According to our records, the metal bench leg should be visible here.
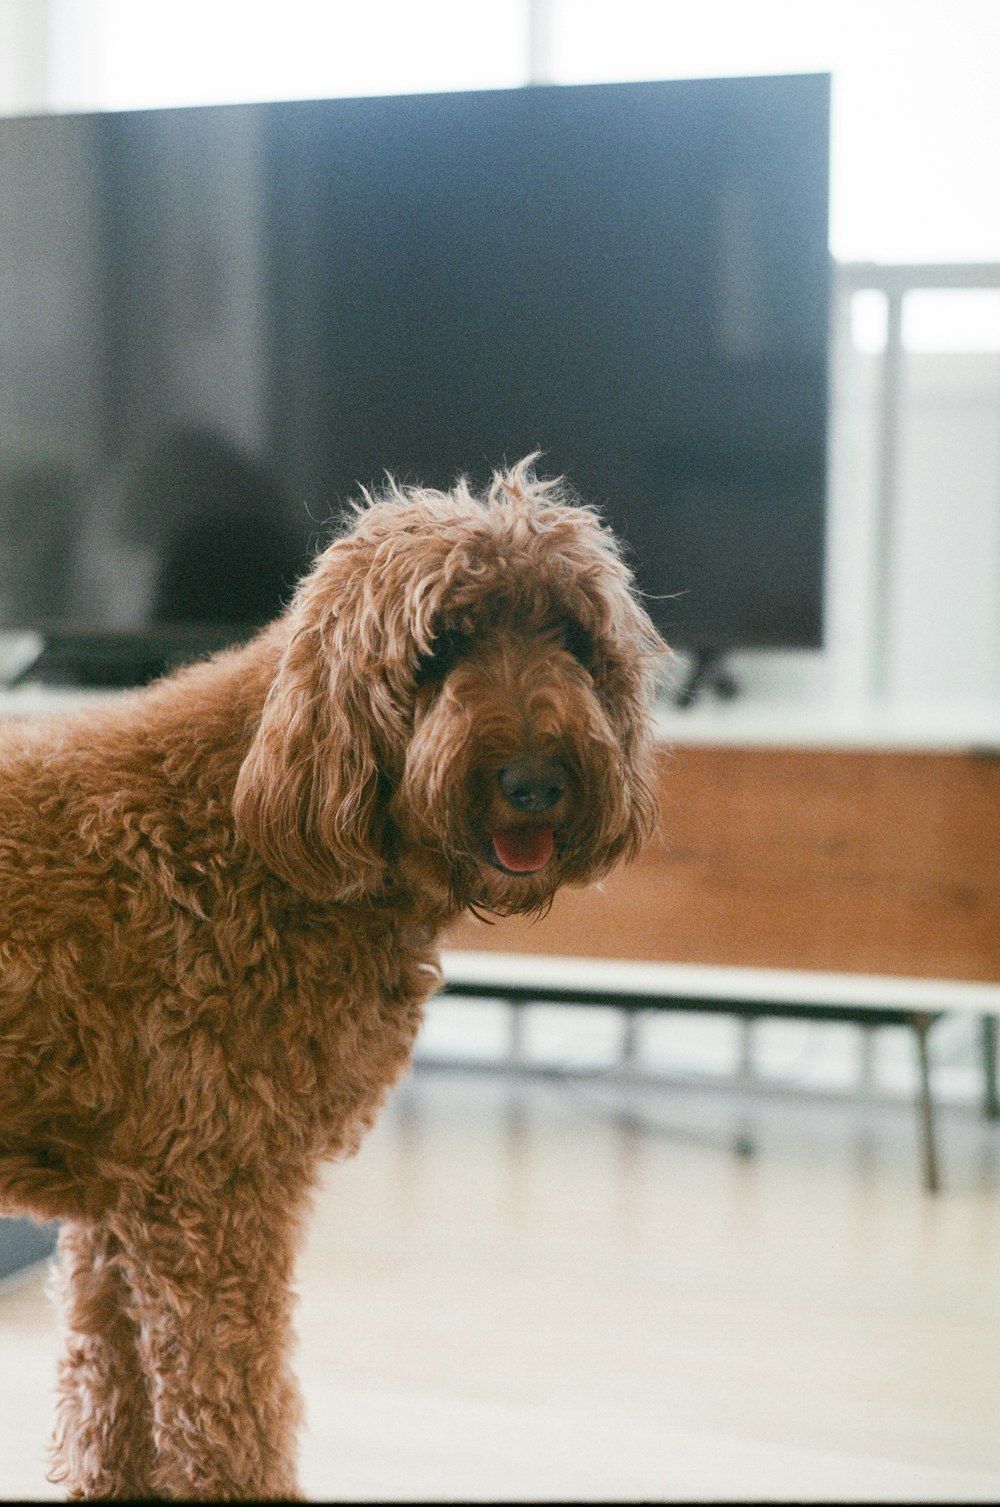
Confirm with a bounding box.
[913,1013,940,1194]
[982,1015,1000,1120]
[737,1017,755,1084]
[621,1010,641,1069]
[508,999,527,1067]
[859,1023,877,1094]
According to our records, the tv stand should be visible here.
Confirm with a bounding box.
[7,627,248,691]
[444,736,1000,1191]
[671,648,740,709]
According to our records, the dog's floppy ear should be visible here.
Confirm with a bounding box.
[232,549,389,903]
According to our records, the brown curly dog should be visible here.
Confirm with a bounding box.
[0,459,663,1499]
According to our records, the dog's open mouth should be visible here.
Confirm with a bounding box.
[489,826,555,874]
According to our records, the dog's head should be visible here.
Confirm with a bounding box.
[234,459,666,915]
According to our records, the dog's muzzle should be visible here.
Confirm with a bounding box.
[496,756,567,814]
[487,756,568,874]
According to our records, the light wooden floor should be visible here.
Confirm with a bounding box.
[4,1068,1000,1501]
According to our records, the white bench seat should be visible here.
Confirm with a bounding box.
[438,950,1000,1193]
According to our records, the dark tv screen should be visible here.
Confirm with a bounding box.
[0,74,830,680]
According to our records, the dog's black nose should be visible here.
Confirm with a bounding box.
[497,757,568,813]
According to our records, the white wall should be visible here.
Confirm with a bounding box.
[0,0,47,117]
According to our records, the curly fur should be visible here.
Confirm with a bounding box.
[0,458,664,1499]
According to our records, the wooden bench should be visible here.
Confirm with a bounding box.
[439,740,1000,1193]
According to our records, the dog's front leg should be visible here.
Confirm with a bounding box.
[49,1220,158,1500]
[109,1189,307,1501]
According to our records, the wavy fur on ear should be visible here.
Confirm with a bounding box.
[232,540,390,903]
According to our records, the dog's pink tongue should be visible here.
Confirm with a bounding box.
[491,826,554,873]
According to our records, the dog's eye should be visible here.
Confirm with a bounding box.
[414,627,470,686]
[562,619,594,668]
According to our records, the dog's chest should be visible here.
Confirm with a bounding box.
[204,903,439,1158]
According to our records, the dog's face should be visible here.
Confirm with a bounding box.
[234,461,665,916]
[395,581,659,917]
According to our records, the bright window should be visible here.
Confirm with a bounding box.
[28,0,1000,264]
[546,0,1000,264]
[46,0,528,109]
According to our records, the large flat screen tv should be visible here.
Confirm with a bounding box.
[0,73,830,686]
